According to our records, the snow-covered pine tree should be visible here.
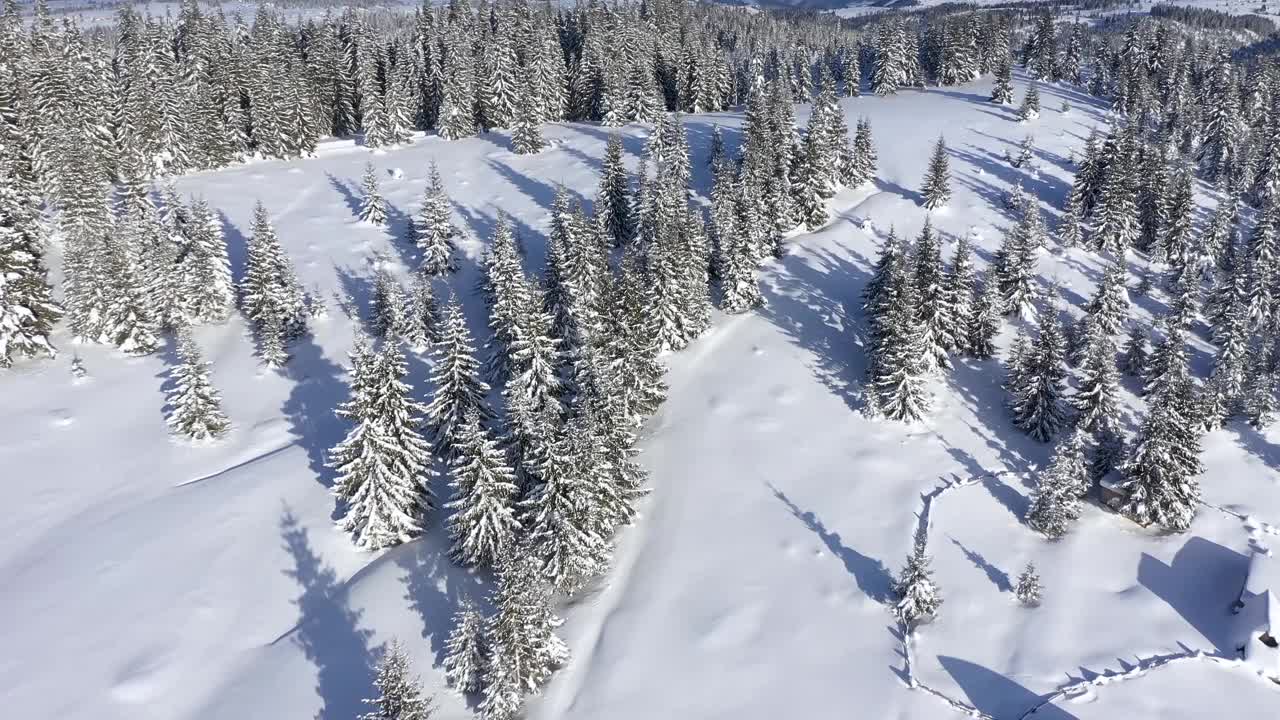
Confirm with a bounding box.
[794,129,829,231]
[414,163,459,276]
[510,66,546,156]
[360,639,435,720]
[166,329,230,441]
[1092,129,1140,257]
[1015,562,1041,607]
[868,241,931,422]
[1121,378,1203,532]
[180,198,235,325]
[405,274,440,352]
[520,414,612,594]
[1018,83,1041,121]
[967,275,1001,359]
[1084,260,1130,336]
[1009,308,1067,442]
[359,162,389,226]
[443,597,487,695]
[995,202,1043,319]
[1072,319,1121,433]
[241,201,306,353]
[480,546,568,720]
[1058,188,1084,248]
[1027,427,1088,542]
[920,136,951,210]
[597,134,634,248]
[1120,323,1149,377]
[370,266,408,340]
[0,173,60,367]
[329,334,434,550]
[426,298,491,459]
[946,234,976,355]
[446,410,521,569]
[913,218,954,370]
[990,52,1014,104]
[847,116,878,187]
[894,526,942,629]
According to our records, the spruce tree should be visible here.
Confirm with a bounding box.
[1072,319,1121,433]
[1121,323,1149,377]
[848,117,878,187]
[360,640,435,720]
[510,67,546,155]
[913,219,954,370]
[995,202,1043,319]
[443,598,487,695]
[1009,309,1067,442]
[359,162,389,226]
[414,163,459,276]
[946,235,976,355]
[1018,83,1041,121]
[166,329,231,441]
[0,176,60,367]
[869,262,931,422]
[480,547,568,720]
[1015,563,1041,607]
[241,201,306,354]
[920,136,951,210]
[446,410,521,569]
[1121,380,1203,532]
[330,334,434,550]
[990,53,1014,104]
[597,134,634,248]
[426,298,492,459]
[1058,189,1084,248]
[894,526,942,629]
[967,275,1001,359]
[1026,428,1086,538]
[180,199,235,325]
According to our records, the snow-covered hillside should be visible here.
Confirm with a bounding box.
[4,63,1280,720]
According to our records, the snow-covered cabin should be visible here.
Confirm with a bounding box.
[1099,470,1127,511]
[1235,550,1280,681]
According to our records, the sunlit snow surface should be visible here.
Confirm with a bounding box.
[3,69,1279,720]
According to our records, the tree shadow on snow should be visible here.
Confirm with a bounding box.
[769,483,894,604]
[217,210,250,285]
[1137,535,1250,656]
[947,536,1012,592]
[280,330,349,494]
[276,508,377,720]
[325,172,363,219]
[1228,421,1280,475]
[757,237,874,415]
[394,537,490,670]
[937,655,1079,720]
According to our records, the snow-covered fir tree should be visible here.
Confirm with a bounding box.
[1015,562,1041,607]
[370,266,408,340]
[1121,323,1149,377]
[967,275,1002,359]
[597,134,634,248]
[360,639,435,720]
[443,597,487,696]
[480,546,568,720]
[1008,308,1067,442]
[446,410,521,569]
[414,164,459,276]
[359,162,389,227]
[994,201,1043,319]
[894,526,942,629]
[0,175,60,367]
[329,332,435,550]
[867,229,931,422]
[426,298,491,459]
[180,199,235,325]
[166,329,230,441]
[920,136,951,210]
[1121,377,1203,532]
[913,219,954,370]
[1072,319,1121,433]
[241,201,306,361]
[1026,427,1086,538]
[511,67,547,156]
[946,234,976,355]
[990,53,1014,105]
[1018,83,1041,121]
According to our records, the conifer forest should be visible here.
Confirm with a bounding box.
[5,0,1280,718]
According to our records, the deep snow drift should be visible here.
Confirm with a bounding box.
[3,71,1279,720]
